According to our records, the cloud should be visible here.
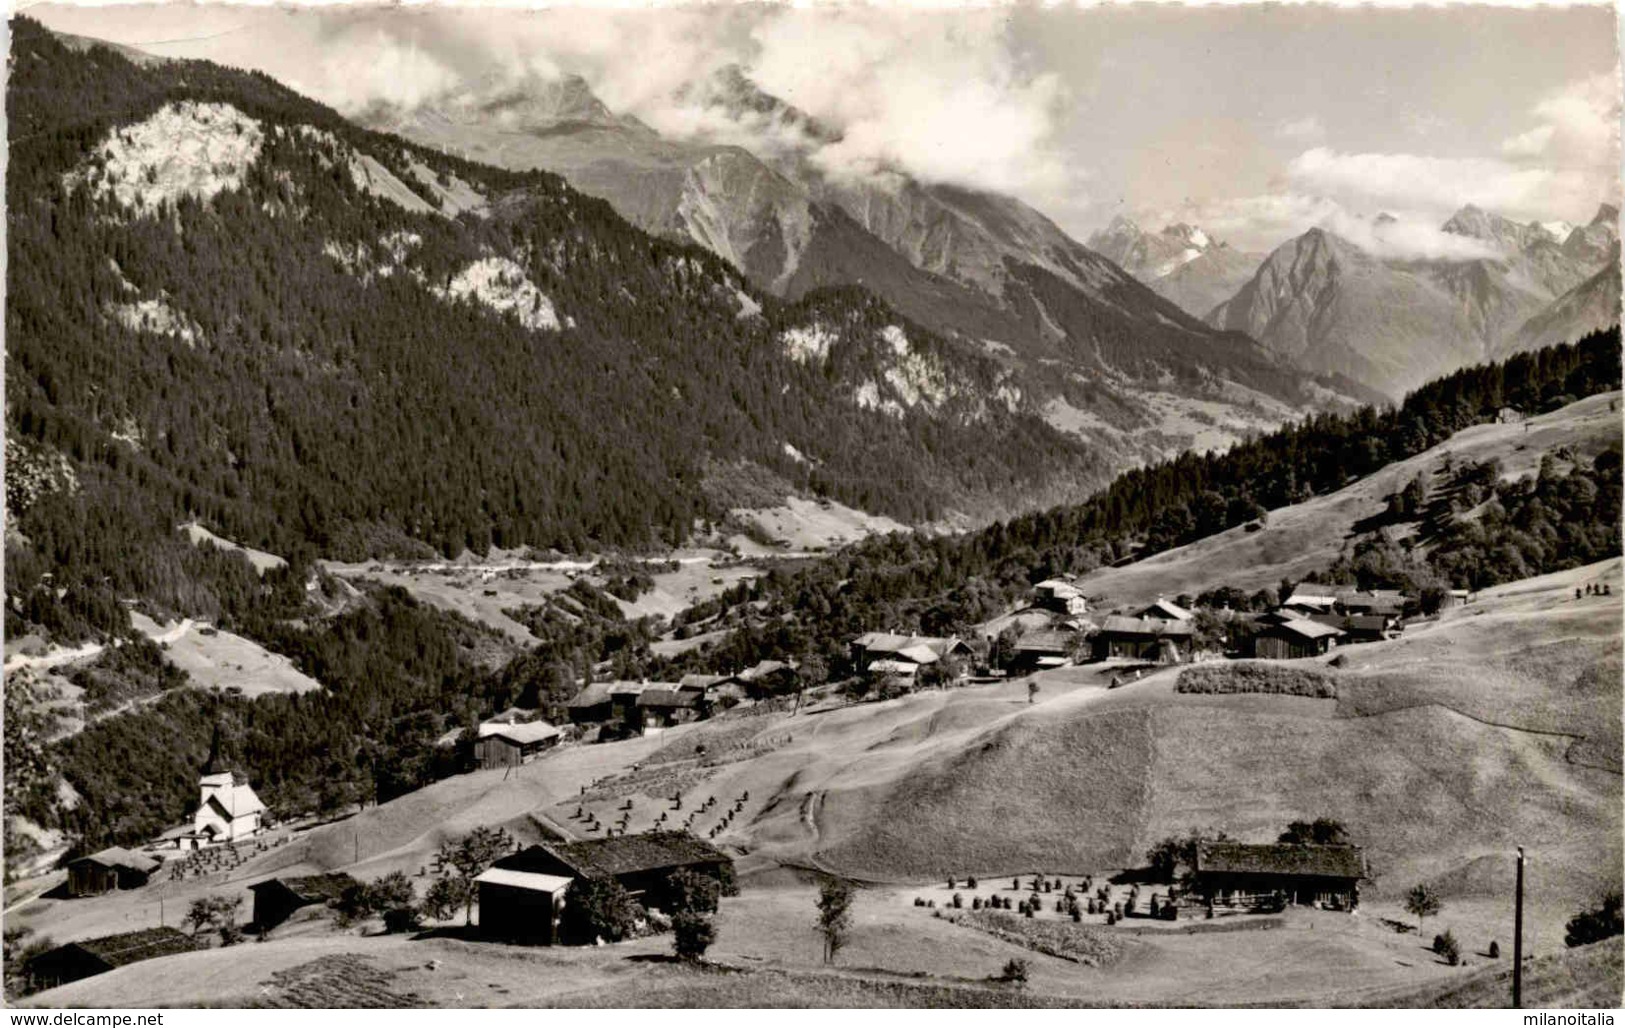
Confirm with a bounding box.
[1501,72,1619,165]
[1319,209,1502,261]
[1284,147,1604,226]
[1275,116,1325,143]
[1160,193,1500,260]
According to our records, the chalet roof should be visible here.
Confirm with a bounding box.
[636,689,700,709]
[567,682,617,708]
[250,873,358,904]
[1034,579,1082,596]
[1283,593,1338,610]
[609,681,651,698]
[1195,842,1365,880]
[60,927,198,968]
[1336,590,1404,610]
[1098,615,1194,638]
[475,867,573,893]
[1138,598,1193,621]
[502,831,730,880]
[853,633,965,660]
[1308,614,1391,634]
[678,673,726,692]
[72,847,162,874]
[482,707,538,727]
[1264,618,1343,641]
[1014,629,1078,654]
[483,720,562,745]
[740,660,795,680]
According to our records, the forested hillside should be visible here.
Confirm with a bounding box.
[646,331,1623,678]
[5,16,1105,644]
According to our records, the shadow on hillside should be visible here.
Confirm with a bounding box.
[409,924,482,943]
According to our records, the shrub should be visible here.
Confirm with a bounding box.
[967,877,977,889]
[382,906,421,934]
[1000,958,1029,984]
[672,911,716,961]
[1488,940,1500,958]
[666,868,721,914]
[952,893,963,909]
[972,897,982,910]
[1437,929,1461,966]
[564,878,642,944]
[1565,892,1623,948]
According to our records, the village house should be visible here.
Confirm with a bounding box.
[679,672,747,705]
[1033,579,1088,615]
[66,847,162,898]
[1252,618,1343,659]
[248,873,359,931]
[1334,589,1405,619]
[736,659,798,698]
[475,719,562,769]
[1135,597,1194,622]
[850,633,971,674]
[565,681,616,724]
[175,771,265,850]
[480,832,733,944]
[1091,615,1194,663]
[1193,841,1366,911]
[1308,613,1393,644]
[1010,627,1083,672]
[28,928,199,990]
[635,688,705,729]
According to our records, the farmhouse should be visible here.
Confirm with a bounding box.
[1334,590,1405,618]
[1091,615,1194,663]
[490,831,732,927]
[1252,618,1343,659]
[248,873,358,930]
[737,659,798,697]
[178,771,265,849]
[475,719,561,769]
[1308,613,1392,644]
[565,681,616,724]
[1033,579,1088,615]
[636,688,705,729]
[1135,597,1194,622]
[1193,842,1366,910]
[66,847,162,898]
[29,928,198,990]
[1010,628,1082,672]
[1282,592,1338,613]
[850,633,971,673]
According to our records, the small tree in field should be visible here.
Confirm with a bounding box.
[816,877,854,965]
[1405,884,1442,939]
[672,910,716,961]
[437,825,515,926]
[422,876,463,922]
[565,877,640,944]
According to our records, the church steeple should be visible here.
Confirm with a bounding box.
[202,722,230,776]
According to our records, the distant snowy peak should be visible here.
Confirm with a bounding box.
[1086,216,1226,281]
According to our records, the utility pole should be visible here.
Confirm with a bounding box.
[1513,846,1525,1008]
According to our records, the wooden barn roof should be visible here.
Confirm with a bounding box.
[506,831,730,880]
[250,872,358,903]
[1195,842,1365,880]
[63,927,198,968]
[72,847,161,874]
[1098,615,1194,638]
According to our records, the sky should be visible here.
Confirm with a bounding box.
[23,1,1623,255]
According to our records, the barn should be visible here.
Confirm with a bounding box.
[1193,842,1366,911]
[66,847,162,898]
[1091,616,1193,663]
[1252,618,1343,659]
[475,720,561,769]
[475,867,573,944]
[1010,628,1081,672]
[565,681,616,724]
[490,831,733,931]
[248,873,359,930]
[29,928,198,990]
[1308,613,1392,644]
[636,689,705,729]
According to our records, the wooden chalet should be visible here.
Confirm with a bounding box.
[1091,616,1194,664]
[1252,618,1343,659]
[1193,842,1365,911]
[1334,590,1405,618]
[737,659,798,698]
[635,688,705,729]
[850,633,971,673]
[248,873,358,930]
[1135,598,1194,622]
[1010,628,1081,672]
[1033,579,1088,615]
[66,847,161,898]
[30,927,199,990]
[490,831,732,940]
[1308,613,1392,644]
[565,681,616,724]
[475,719,561,769]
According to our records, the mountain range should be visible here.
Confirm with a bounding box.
[363,65,1373,459]
[1210,204,1619,398]
[1085,217,1266,319]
